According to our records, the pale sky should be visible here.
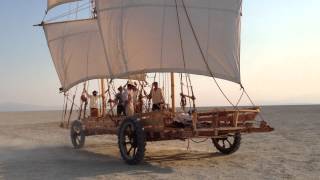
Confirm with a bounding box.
[0,0,319,107]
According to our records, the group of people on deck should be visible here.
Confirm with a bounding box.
[84,81,165,117]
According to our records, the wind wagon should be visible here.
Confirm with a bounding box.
[70,106,272,164]
[38,0,273,165]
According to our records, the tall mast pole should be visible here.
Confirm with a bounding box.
[101,79,106,116]
[171,72,175,114]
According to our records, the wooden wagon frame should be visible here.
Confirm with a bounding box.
[67,105,273,165]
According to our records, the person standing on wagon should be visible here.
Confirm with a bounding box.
[125,81,135,116]
[84,90,102,117]
[114,86,126,116]
[148,82,165,111]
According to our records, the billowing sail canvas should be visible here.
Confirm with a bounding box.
[43,19,146,91]
[95,0,242,83]
[44,0,242,91]
[43,19,110,90]
[47,0,82,11]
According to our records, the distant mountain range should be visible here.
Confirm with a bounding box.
[0,102,60,112]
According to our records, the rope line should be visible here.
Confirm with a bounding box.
[243,87,266,121]
[181,0,237,110]
[174,0,187,69]
[235,88,244,107]
[46,2,91,22]
[190,138,209,143]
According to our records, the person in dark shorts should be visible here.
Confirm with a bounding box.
[115,86,126,116]
[148,82,165,111]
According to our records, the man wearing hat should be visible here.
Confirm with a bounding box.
[148,82,165,111]
[84,90,102,117]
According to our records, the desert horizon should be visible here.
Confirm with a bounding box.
[1,0,320,179]
[1,102,320,112]
[0,105,319,179]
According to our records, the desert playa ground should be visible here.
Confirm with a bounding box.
[0,105,319,180]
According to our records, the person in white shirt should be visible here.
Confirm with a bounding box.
[126,81,135,116]
[84,90,102,117]
[148,82,165,111]
[132,83,141,113]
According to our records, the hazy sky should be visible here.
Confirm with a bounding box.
[0,0,319,107]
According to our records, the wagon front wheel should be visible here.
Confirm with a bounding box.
[118,117,146,165]
[70,120,85,149]
[212,132,241,154]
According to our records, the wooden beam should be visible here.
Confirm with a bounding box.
[100,79,106,116]
[171,72,175,114]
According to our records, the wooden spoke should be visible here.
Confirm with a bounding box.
[133,147,137,155]
[128,146,133,155]
[226,139,232,146]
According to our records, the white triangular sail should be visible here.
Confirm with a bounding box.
[95,0,242,83]
[47,0,82,11]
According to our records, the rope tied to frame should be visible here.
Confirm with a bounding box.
[179,0,239,110]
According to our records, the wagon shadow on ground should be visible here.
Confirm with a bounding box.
[0,145,173,180]
[145,151,223,164]
[84,142,225,165]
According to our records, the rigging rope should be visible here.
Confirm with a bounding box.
[243,87,266,122]
[46,2,91,22]
[185,74,192,109]
[180,0,238,110]
[186,138,209,150]
[174,0,187,69]
[64,87,81,110]
[235,88,245,107]
[175,0,198,111]
[190,138,209,143]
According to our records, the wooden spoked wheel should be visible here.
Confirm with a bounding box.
[212,132,241,154]
[70,120,86,149]
[118,118,146,165]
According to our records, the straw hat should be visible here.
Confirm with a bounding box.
[127,80,135,86]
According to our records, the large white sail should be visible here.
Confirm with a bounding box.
[44,19,109,90]
[47,0,82,11]
[43,19,146,91]
[44,0,242,91]
[95,0,242,84]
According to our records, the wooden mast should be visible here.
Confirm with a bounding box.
[101,79,106,116]
[171,72,175,114]
[106,80,115,116]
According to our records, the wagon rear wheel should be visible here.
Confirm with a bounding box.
[118,117,146,165]
[212,132,241,154]
[70,120,85,149]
